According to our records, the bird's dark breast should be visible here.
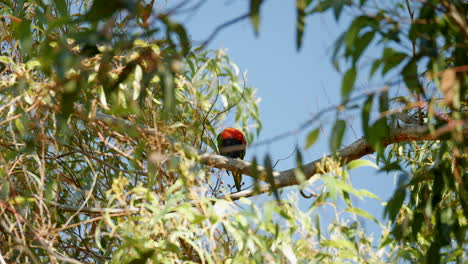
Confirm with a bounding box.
[220,138,245,158]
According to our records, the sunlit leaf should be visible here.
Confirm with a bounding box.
[347,159,379,170]
[346,207,379,224]
[305,128,320,149]
[330,119,346,154]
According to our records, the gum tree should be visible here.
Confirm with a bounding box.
[0,0,466,263]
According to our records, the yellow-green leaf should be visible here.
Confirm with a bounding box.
[305,128,320,149]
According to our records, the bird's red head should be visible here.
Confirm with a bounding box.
[219,127,246,144]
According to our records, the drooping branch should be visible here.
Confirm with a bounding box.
[72,104,468,202]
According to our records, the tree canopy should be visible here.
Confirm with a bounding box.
[0,0,466,263]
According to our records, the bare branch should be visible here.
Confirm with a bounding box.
[46,200,140,214]
[200,13,250,47]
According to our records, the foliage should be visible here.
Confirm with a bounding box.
[0,0,260,262]
[0,0,466,263]
[285,0,467,262]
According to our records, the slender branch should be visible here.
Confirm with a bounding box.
[200,13,251,47]
[46,200,140,214]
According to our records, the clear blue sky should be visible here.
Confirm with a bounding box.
[176,0,397,237]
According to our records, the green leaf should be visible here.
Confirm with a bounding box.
[53,0,68,17]
[0,0,12,8]
[305,128,320,149]
[15,19,32,55]
[331,33,345,71]
[382,48,407,75]
[360,91,388,154]
[330,119,346,154]
[345,16,367,49]
[332,1,344,20]
[45,179,58,201]
[251,157,261,194]
[368,118,389,154]
[85,0,130,22]
[402,57,424,96]
[0,181,9,201]
[379,89,389,113]
[343,190,352,207]
[250,0,262,36]
[353,31,374,63]
[15,118,25,135]
[347,159,379,170]
[346,207,379,224]
[396,172,410,187]
[384,188,406,221]
[296,0,306,51]
[321,239,355,251]
[341,66,356,101]
[362,94,373,139]
[264,154,280,201]
[162,69,175,119]
[160,17,191,55]
[314,214,321,242]
[308,0,334,14]
[356,189,380,200]
[295,150,306,184]
[0,56,12,64]
[192,59,212,81]
[370,59,382,77]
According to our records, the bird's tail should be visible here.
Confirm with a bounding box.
[233,172,242,192]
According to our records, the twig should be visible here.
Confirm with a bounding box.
[45,200,140,214]
[61,156,101,228]
[52,212,130,233]
[200,13,251,47]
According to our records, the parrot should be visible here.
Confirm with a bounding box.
[217,127,246,192]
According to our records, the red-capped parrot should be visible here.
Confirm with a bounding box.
[217,127,246,192]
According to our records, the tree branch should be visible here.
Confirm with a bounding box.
[46,200,140,214]
[72,104,468,201]
[222,122,468,200]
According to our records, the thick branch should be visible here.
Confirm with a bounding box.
[72,104,468,201]
[222,122,468,200]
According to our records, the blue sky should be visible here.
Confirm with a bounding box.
[178,0,397,236]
